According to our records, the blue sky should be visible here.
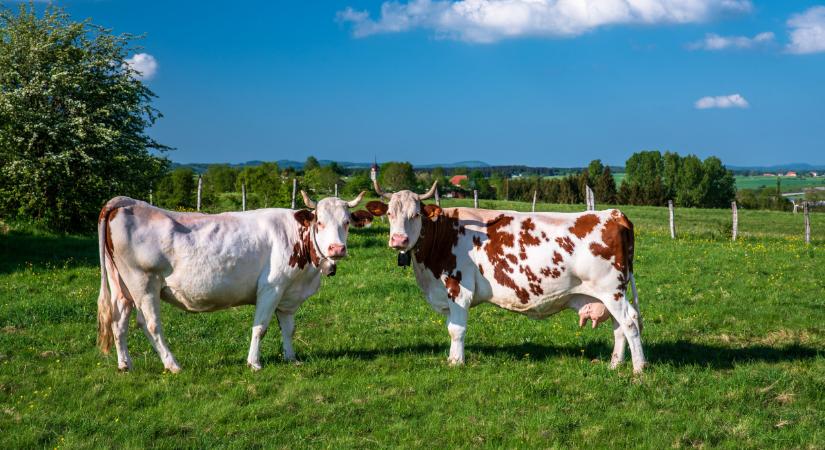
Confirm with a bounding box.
[56,1,825,167]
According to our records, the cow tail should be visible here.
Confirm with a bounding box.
[97,206,114,354]
[619,212,642,332]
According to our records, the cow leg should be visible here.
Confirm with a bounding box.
[135,309,159,354]
[130,276,181,373]
[111,297,133,371]
[247,285,283,371]
[609,318,627,369]
[276,309,298,363]
[598,292,645,373]
[446,301,468,365]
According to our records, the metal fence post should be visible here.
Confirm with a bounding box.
[668,200,676,239]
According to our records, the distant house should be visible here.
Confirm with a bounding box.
[785,171,798,177]
[449,175,468,187]
[811,172,818,177]
[762,173,775,177]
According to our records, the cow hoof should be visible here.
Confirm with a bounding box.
[248,362,262,372]
[117,365,131,372]
[165,364,182,374]
[285,358,302,366]
[448,357,464,366]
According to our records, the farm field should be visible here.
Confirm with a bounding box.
[734,176,825,193]
[1,200,824,448]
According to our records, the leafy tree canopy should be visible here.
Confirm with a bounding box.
[0,4,169,231]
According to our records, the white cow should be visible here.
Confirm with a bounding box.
[366,181,646,372]
[96,192,371,372]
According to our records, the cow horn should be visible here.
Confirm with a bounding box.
[372,178,393,200]
[417,181,438,200]
[300,190,317,209]
[346,191,366,208]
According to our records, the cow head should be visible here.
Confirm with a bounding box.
[294,191,372,274]
[366,179,440,252]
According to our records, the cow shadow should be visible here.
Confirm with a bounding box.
[308,340,820,370]
[0,229,98,274]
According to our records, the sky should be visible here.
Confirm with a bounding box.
[50,1,825,167]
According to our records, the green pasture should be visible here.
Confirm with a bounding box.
[1,201,823,448]
[734,176,825,193]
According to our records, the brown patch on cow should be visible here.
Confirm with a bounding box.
[104,207,120,258]
[478,264,484,275]
[472,235,482,249]
[483,215,530,303]
[589,211,635,300]
[518,218,542,259]
[569,214,600,239]
[350,210,373,228]
[289,222,321,270]
[555,236,575,255]
[540,231,548,242]
[365,201,388,217]
[519,265,544,297]
[614,292,623,301]
[445,271,462,300]
[552,251,563,266]
[414,208,461,284]
[540,266,562,279]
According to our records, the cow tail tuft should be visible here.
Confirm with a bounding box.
[97,205,114,354]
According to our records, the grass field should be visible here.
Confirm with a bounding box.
[734,176,825,193]
[1,201,824,448]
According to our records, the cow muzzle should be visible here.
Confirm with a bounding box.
[390,233,409,250]
[327,243,347,260]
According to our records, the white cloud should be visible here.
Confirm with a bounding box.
[694,93,749,109]
[786,6,825,54]
[337,0,753,43]
[124,53,158,80]
[687,31,773,50]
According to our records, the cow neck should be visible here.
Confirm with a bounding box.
[413,208,461,279]
[300,223,322,268]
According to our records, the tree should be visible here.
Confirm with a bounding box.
[342,170,371,197]
[379,162,416,191]
[676,155,703,207]
[699,156,736,208]
[237,163,286,208]
[303,166,341,195]
[203,164,238,193]
[595,166,618,204]
[304,156,320,172]
[587,160,604,187]
[0,4,169,231]
[155,168,196,209]
[662,151,682,200]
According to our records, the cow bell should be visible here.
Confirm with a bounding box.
[319,259,336,276]
[397,251,411,267]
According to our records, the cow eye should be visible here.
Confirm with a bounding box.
[414,212,421,218]
[387,212,394,218]
[317,222,324,229]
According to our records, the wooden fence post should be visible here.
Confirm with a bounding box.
[586,185,595,211]
[241,183,246,211]
[804,201,811,244]
[731,201,738,241]
[531,190,537,212]
[668,200,676,239]
[334,183,338,198]
[149,187,153,206]
[291,178,297,209]
[473,190,478,208]
[197,175,202,212]
[435,187,440,207]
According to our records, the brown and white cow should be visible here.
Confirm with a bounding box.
[96,192,371,372]
[367,181,646,372]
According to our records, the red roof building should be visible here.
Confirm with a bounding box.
[449,175,468,186]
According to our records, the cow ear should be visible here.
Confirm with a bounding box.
[350,210,373,228]
[293,209,315,227]
[365,201,388,217]
[422,204,442,221]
